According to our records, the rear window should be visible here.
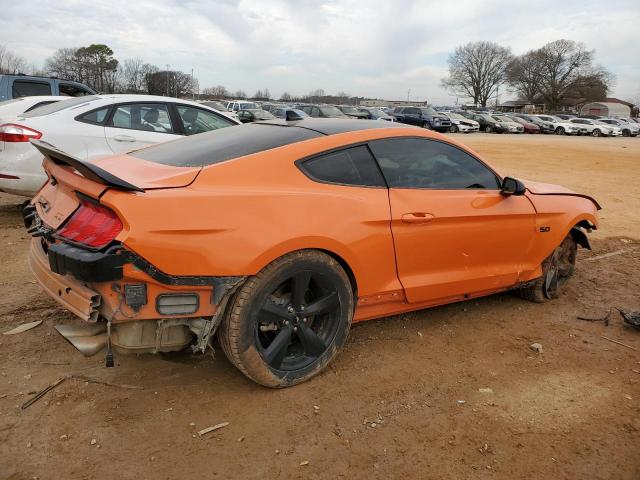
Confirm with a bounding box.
[21,96,99,118]
[131,123,323,167]
[12,81,52,98]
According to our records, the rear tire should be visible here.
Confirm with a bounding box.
[485,125,493,133]
[218,250,353,387]
[519,235,577,303]
[592,129,601,137]
[622,129,630,137]
[449,125,458,133]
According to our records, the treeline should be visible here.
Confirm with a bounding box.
[201,86,358,104]
[442,39,613,109]
[0,43,197,97]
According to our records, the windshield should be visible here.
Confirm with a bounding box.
[492,116,510,123]
[367,108,386,118]
[420,107,438,115]
[339,106,358,114]
[447,113,467,121]
[21,96,99,118]
[239,102,258,110]
[254,110,275,120]
[480,114,495,122]
[319,106,346,117]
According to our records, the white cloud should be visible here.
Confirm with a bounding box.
[1,0,638,103]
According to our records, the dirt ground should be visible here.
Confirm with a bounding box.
[1,134,640,480]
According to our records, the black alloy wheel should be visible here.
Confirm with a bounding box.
[254,271,341,371]
[218,250,353,387]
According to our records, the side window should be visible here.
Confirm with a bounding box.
[12,81,52,98]
[110,104,173,133]
[59,83,92,97]
[77,106,110,125]
[176,105,235,135]
[300,145,386,187]
[406,108,419,115]
[311,107,320,117]
[369,138,500,190]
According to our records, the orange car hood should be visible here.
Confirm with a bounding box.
[523,179,601,210]
[91,154,201,190]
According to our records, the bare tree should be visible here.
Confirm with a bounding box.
[279,92,293,102]
[234,90,247,99]
[507,50,545,103]
[535,39,612,110]
[202,85,229,98]
[441,41,514,107]
[120,58,147,93]
[0,44,28,74]
[45,48,80,80]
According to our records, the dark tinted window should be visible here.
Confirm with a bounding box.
[59,83,93,96]
[77,107,110,124]
[301,145,385,187]
[12,81,52,97]
[369,138,500,190]
[132,124,322,167]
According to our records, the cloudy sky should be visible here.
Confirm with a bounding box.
[2,0,639,104]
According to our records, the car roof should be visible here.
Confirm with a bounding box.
[258,118,411,135]
[130,119,415,167]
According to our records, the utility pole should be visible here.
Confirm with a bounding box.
[407,89,410,102]
[191,68,194,101]
[165,64,170,97]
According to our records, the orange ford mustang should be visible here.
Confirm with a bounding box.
[24,119,600,387]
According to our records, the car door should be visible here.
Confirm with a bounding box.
[369,137,537,304]
[104,102,179,153]
[402,107,420,125]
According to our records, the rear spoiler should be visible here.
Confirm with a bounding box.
[30,139,144,193]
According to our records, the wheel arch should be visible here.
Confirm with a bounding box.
[245,238,361,298]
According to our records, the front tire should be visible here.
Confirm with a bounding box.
[592,129,601,137]
[555,127,565,135]
[218,250,353,387]
[519,235,577,303]
[449,125,458,133]
[485,125,493,133]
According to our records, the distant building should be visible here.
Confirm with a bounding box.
[360,99,429,107]
[580,101,631,118]
[496,100,545,113]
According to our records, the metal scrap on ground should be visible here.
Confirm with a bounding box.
[197,422,230,436]
[3,320,43,335]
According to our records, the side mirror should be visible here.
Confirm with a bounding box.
[501,177,526,196]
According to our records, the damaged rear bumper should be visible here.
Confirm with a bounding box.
[29,238,102,321]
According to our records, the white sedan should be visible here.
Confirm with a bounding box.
[0,96,66,123]
[0,94,240,197]
[569,118,619,137]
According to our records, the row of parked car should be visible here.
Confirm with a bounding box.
[204,98,640,138]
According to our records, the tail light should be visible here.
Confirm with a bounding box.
[0,124,42,142]
[57,200,123,248]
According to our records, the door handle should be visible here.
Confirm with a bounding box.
[401,212,435,224]
[113,134,136,142]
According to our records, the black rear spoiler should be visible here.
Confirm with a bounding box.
[30,139,144,192]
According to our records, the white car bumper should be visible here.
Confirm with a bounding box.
[0,141,46,197]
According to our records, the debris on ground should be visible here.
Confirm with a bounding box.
[619,309,640,330]
[300,460,309,466]
[530,343,543,353]
[577,309,612,326]
[478,388,493,394]
[197,422,229,437]
[3,320,43,335]
[601,335,637,351]
[21,375,143,410]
